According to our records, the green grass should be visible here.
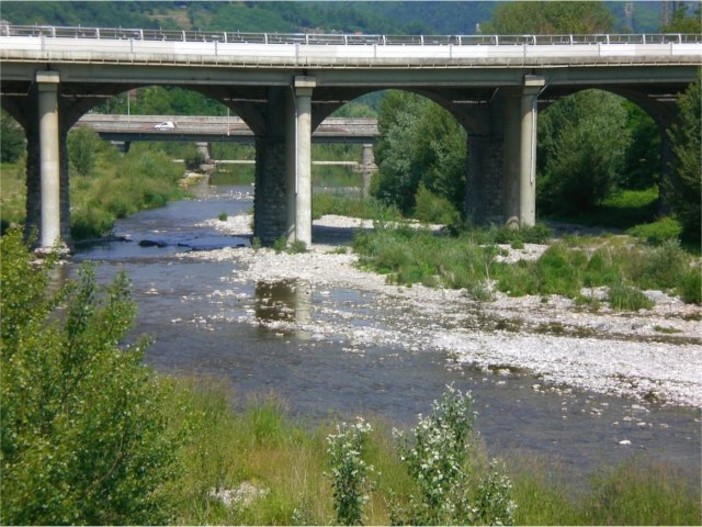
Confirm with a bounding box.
[0,161,27,234]
[312,193,402,221]
[1,143,189,241]
[163,378,701,525]
[544,187,660,231]
[352,226,701,307]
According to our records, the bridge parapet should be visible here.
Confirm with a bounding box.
[1,24,700,68]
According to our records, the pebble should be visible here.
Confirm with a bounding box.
[182,212,702,409]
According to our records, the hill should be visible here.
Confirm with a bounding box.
[0,1,668,35]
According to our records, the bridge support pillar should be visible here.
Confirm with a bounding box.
[196,142,211,162]
[292,76,315,246]
[360,143,377,198]
[518,76,544,227]
[36,71,63,250]
[254,87,289,246]
[502,76,543,228]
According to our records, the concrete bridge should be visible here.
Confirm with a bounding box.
[1,24,700,249]
[76,114,379,144]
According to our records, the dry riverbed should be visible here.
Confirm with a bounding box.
[183,213,702,408]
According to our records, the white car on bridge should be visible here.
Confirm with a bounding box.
[153,121,176,131]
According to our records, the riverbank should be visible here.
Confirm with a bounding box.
[185,212,702,408]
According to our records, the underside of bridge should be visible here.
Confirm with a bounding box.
[0,64,693,249]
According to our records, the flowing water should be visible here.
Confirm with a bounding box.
[74,182,701,487]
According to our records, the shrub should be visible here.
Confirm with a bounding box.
[626,216,682,245]
[607,282,654,311]
[326,418,375,525]
[413,184,461,225]
[679,267,701,304]
[68,127,101,176]
[391,385,515,525]
[0,229,182,525]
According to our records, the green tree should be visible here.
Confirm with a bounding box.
[621,101,660,190]
[665,78,701,242]
[1,109,25,163]
[537,90,631,214]
[0,229,182,525]
[68,126,101,176]
[374,91,466,216]
[661,3,702,33]
[483,1,614,34]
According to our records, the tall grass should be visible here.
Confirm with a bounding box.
[312,193,402,221]
[1,143,188,240]
[162,378,700,525]
[352,227,701,306]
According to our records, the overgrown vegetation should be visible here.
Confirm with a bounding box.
[0,229,182,524]
[1,132,188,240]
[352,225,700,307]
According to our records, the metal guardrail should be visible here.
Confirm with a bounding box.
[0,23,700,46]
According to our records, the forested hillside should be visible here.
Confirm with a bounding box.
[0,1,668,35]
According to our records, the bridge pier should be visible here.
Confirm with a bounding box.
[518,76,544,227]
[36,71,63,250]
[360,143,377,199]
[292,77,315,246]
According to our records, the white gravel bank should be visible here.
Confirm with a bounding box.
[186,213,702,408]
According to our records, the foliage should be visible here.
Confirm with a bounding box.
[413,184,461,225]
[661,3,702,33]
[483,1,614,34]
[665,76,701,243]
[583,456,701,525]
[626,216,682,245]
[391,385,515,525]
[374,91,466,217]
[0,109,25,163]
[607,281,655,311]
[67,126,101,176]
[537,90,631,214]
[352,226,700,306]
[312,193,402,222]
[326,418,375,525]
[71,143,186,239]
[0,228,181,525]
[620,102,660,190]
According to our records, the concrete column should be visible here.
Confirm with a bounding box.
[36,71,62,250]
[254,87,289,246]
[285,89,297,241]
[465,134,488,223]
[196,142,211,162]
[502,87,522,228]
[293,76,315,246]
[360,143,377,198]
[519,76,544,227]
[24,124,41,242]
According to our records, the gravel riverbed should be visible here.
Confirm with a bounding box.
[183,213,702,408]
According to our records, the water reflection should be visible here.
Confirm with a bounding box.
[255,279,312,336]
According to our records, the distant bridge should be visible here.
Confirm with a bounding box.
[76,114,379,144]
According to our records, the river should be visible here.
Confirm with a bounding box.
[73,182,701,488]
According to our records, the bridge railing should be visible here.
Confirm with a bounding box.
[1,23,700,46]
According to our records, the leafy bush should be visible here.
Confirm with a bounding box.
[607,282,654,311]
[326,418,375,525]
[1,109,25,163]
[537,90,631,215]
[665,76,701,243]
[68,127,101,176]
[391,385,515,525]
[679,267,701,305]
[626,216,682,245]
[413,184,461,225]
[0,229,181,525]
